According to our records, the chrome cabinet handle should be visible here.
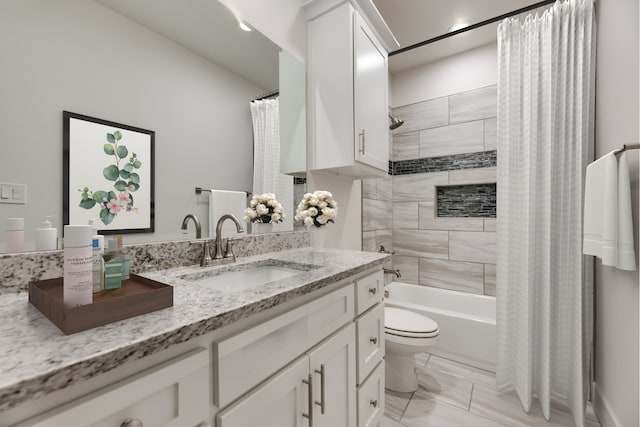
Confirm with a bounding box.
[370,399,378,408]
[302,374,313,426]
[121,419,143,427]
[370,336,378,345]
[359,129,366,154]
[368,287,377,295]
[314,364,326,414]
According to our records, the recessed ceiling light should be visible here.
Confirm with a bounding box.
[239,21,252,32]
[448,21,471,33]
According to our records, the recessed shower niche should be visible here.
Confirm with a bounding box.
[436,183,497,218]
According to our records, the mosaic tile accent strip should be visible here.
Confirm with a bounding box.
[437,184,496,218]
[293,177,307,185]
[389,150,497,176]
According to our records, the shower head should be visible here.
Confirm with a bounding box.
[389,114,405,130]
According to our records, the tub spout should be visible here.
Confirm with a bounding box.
[383,268,401,278]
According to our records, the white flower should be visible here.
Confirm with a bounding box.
[272,213,281,221]
[256,204,269,215]
[304,217,314,226]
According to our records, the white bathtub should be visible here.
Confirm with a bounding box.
[385,282,497,372]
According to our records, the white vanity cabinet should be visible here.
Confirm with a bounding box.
[306,1,398,178]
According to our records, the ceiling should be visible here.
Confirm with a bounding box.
[96,0,280,90]
[373,0,550,73]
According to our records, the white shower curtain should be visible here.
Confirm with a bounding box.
[250,98,293,232]
[496,1,595,426]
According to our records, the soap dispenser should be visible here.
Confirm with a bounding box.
[35,216,58,251]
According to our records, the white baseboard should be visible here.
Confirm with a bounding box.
[593,382,623,427]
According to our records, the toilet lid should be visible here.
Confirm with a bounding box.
[385,307,439,337]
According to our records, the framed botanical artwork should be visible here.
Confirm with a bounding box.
[63,111,155,235]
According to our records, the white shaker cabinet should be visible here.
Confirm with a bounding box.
[306,1,398,178]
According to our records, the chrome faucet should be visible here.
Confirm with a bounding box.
[383,268,401,278]
[200,214,244,267]
[181,214,202,239]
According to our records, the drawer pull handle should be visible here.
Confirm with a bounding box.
[314,364,326,414]
[121,419,143,427]
[368,287,377,295]
[370,336,378,345]
[302,374,314,426]
[370,399,378,408]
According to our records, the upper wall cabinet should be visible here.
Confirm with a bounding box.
[305,0,399,179]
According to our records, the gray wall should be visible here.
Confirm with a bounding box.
[593,0,639,425]
[363,85,497,296]
[0,0,262,249]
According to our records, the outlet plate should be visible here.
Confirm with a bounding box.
[0,183,27,204]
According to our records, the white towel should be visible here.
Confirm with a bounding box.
[208,190,247,239]
[583,151,636,270]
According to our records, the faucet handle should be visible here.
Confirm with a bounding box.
[224,238,237,261]
[200,241,213,267]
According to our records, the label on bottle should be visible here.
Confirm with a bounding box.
[64,246,93,309]
[104,259,124,290]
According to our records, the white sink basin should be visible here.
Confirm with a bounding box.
[179,261,316,293]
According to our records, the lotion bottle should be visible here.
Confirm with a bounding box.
[63,225,93,309]
[35,216,58,251]
[89,219,105,292]
[5,218,24,252]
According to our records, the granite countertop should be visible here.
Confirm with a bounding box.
[0,248,388,412]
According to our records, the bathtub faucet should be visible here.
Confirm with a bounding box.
[383,268,401,278]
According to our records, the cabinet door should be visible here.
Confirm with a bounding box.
[354,11,389,172]
[216,356,310,427]
[309,323,357,427]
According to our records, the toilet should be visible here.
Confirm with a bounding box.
[384,307,440,392]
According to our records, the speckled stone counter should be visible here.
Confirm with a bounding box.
[0,248,388,412]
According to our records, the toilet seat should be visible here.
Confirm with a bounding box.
[385,307,439,338]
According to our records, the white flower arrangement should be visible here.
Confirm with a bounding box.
[295,190,338,227]
[243,193,285,224]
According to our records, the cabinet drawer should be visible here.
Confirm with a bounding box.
[214,286,354,408]
[355,271,383,315]
[357,362,384,427]
[356,303,384,384]
[19,348,209,427]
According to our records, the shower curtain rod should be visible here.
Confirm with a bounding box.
[389,0,556,57]
[251,89,279,102]
[614,143,640,155]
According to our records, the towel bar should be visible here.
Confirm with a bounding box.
[195,187,251,197]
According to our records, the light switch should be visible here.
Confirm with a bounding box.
[0,183,27,204]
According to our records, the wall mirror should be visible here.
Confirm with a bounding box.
[0,0,306,254]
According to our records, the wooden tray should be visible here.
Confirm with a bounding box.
[29,274,173,335]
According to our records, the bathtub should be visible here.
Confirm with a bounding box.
[385,282,497,372]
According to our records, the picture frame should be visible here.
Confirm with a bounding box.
[63,111,155,235]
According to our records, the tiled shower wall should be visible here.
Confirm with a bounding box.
[363,85,498,296]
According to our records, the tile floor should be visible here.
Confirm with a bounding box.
[381,353,601,427]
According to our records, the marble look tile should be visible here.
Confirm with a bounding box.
[419,201,484,231]
[484,264,496,296]
[419,258,484,294]
[393,202,419,229]
[393,132,420,161]
[392,172,448,202]
[470,385,600,427]
[392,97,449,134]
[449,231,497,264]
[419,121,484,158]
[377,178,393,201]
[363,179,377,199]
[392,255,419,285]
[363,199,392,231]
[484,118,497,151]
[402,390,502,427]
[427,355,496,390]
[381,415,406,427]
[415,352,430,367]
[449,167,497,185]
[484,219,496,232]
[393,230,449,259]
[363,231,377,252]
[449,86,497,124]
[385,389,413,420]
[416,364,473,410]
